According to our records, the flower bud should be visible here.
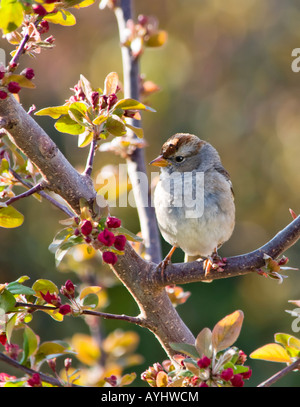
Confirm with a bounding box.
[230,374,244,387]
[59,304,72,315]
[91,91,99,109]
[114,235,126,251]
[220,367,234,381]
[81,219,93,236]
[0,90,7,100]
[108,93,118,108]
[21,68,35,80]
[38,20,50,34]
[98,228,115,246]
[27,373,42,387]
[32,4,47,16]
[102,251,118,265]
[60,279,75,299]
[106,216,121,228]
[197,356,211,369]
[0,65,5,80]
[7,81,21,94]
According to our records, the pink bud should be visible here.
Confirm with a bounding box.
[0,90,7,100]
[97,228,115,247]
[0,65,5,80]
[230,374,244,387]
[220,367,234,381]
[106,216,121,228]
[27,373,42,387]
[21,68,35,80]
[114,235,126,251]
[32,4,47,16]
[59,304,72,315]
[7,81,21,94]
[102,251,118,265]
[197,356,211,369]
[81,220,93,236]
[38,20,49,34]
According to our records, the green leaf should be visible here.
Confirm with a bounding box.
[55,115,85,135]
[125,123,144,138]
[2,74,35,88]
[169,342,200,359]
[117,226,143,242]
[82,293,99,309]
[5,313,17,344]
[6,281,35,296]
[32,279,59,298]
[78,131,93,148]
[0,206,24,228]
[35,341,73,364]
[20,325,39,365]
[48,227,73,253]
[105,115,127,137]
[104,72,119,95]
[114,98,156,112]
[92,114,107,126]
[195,327,212,358]
[212,310,244,352]
[0,0,24,34]
[0,289,16,312]
[35,105,69,119]
[44,9,76,26]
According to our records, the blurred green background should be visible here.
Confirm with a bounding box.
[1,0,300,386]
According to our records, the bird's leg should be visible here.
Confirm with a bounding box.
[204,248,227,276]
[157,246,177,279]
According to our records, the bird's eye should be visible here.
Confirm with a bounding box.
[175,156,184,163]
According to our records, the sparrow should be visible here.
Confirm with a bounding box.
[150,133,235,272]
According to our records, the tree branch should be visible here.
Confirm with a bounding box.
[114,0,162,264]
[257,358,300,387]
[0,352,71,387]
[0,95,96,214]
[158,215,300,286]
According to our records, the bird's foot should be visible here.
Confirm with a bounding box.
[157,246,177,280]
[203,252,227,277]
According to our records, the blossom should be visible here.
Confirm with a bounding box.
[60,280,75,299]
[7,81,21,94]
[40,290,61,306]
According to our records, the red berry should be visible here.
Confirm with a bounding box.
[102,251,118,265]
[81,220,93,236]
[32,4,47,16]
[0,90,7,100]
[97,228,115,247]
[114,235,126,251]
[106,216,121,228]
[7,81,21,94]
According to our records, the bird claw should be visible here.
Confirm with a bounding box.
[157,246,177,280]
[203,254,227,277]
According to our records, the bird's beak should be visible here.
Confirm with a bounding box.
[150,155,169,167]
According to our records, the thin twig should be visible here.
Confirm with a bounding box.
[83,136,97,177]
[14,301,144,326]
[9,18,41,68]
[0,352,70,387]
[257,358,300,387]
[81,309,144,326]
[10,169,75,218]
[4,182,44,206]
